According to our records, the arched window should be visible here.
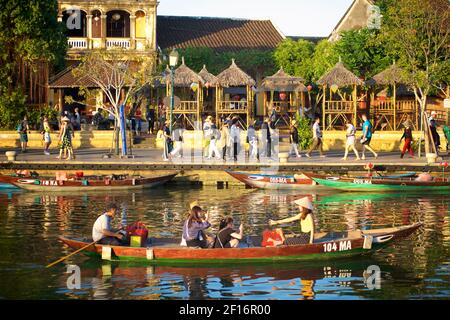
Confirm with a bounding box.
[136,11,146,38]
[107,10,130,38]
[62,9,87,37]
[92,10,102,38]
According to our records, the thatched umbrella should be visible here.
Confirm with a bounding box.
[166,57,205,87]
[216,59,256,87]
[260,68,307,92]
[317,61,363,128]
[198,65,218,87]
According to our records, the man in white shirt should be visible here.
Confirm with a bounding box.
[305,117,325,158]
[92,203,124,245]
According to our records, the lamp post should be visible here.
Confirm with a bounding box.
[169,49,179,133]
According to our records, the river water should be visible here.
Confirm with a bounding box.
[0,185,448,300]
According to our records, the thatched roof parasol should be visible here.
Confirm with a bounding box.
[367,64,408,86]
[165,57,204,87]
[317,61,363,87]
[215,59,256,87]
[260,68,307,92]
[198,65,218,87]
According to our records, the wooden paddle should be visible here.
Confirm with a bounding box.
[46,240,98,269]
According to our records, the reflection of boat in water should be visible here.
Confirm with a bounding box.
[0,183,18,190]
[0,172,177,192]
[60,223,421,265]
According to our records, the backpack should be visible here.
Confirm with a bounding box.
[17,122,23,133]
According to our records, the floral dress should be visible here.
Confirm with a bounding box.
[60,125,73,150]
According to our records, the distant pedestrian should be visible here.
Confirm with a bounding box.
[203,116,213,157]
[247,122,259,161]
[305,117,325,158]
[42,116,52,156]
[146,106,155,134]
[162,120,172,161]
[443,125,450,155]
[135,107,142,136]
[400,119,414,159]
[220,120,231,161]
[230,118,240,161]
[58,116,75,160]
[289,120,301,158]
[360,114,378,160]
[73,108,81,130]
[17,115,29,153]
[170,122,184,159]
[429,111,441,152]
[342,121,360,161]
[261,117,272,158]
[207,124,221,160]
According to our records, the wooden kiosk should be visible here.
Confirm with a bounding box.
[215,59,256,129]
[317,61,364,130]
[165,58,204,129]
[260,68,307,127]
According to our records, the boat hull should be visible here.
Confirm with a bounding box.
[226,171,319,190]
[306,173,450,192]
[59,223,421,265]
[5,173,177,192]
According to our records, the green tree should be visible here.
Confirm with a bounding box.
[273,39,315,81]
[310,40,340,82]
[174,47,216,72]
[0,0,67,129]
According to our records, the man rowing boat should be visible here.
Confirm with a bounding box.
[269,197,315,245]
[92,203,127,246]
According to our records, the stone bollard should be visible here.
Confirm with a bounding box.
[5,151,17,161]
[279,152,289,164]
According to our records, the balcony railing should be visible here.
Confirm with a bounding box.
[68,39,88,49]
[106,38,131,49]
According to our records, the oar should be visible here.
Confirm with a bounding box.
[46,240,98,269]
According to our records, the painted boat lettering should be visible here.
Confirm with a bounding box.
[323,240,352,253]
[41,180,59,186]
[353,179,372,185]
[269,177,288,184]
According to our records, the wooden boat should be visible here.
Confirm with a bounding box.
[305,172,450,192]
[226,171,416,190]
[226,171,318,190]
[0,173,177,192]
[59,223,421,265]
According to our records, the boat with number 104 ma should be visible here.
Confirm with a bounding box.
[59,223,421,265]
[226,171,417,190]
[304,172,450,192]
[0,172,177,192]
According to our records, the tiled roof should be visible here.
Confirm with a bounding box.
[49,65,99,88]
[157,16,285,52]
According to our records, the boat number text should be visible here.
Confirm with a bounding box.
[323,241,352,253]
[353,179,372,185]
[269,178,289,184]
[42,180,59,186]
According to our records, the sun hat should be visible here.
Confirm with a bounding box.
[294,197,313,210]
[189,201,199,210]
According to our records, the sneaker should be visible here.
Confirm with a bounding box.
[320,155,326,158]
[297,155,302,158]
[341,157,347,160]
[305,154,311,158]
[361,156,366,160]
[374,154,378,159]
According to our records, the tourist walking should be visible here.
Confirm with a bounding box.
[73,108,81,131]
[58,116,75,160]
[261,117,272,158]
[305,117,325,158]
[429,111,441,152]
[203,116,213,157]
[135,107,143,136]
[342,121,360,161]
[207,124,221,160]
[42,116,52,156]
[220,120,231,161]
[360,114,378,160]
[146,105,155,134]
[162,120,172,161]
[289,120,301,158]
[170,122,184,159]
[247,122,259,161]
[230,118,240,161]
[17,115,29,153]
[400,119,414,159]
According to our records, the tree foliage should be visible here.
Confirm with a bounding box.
[310,40,339,82]
[273,39,315,82]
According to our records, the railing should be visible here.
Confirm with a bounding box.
[218,101,249,112]
[68,38,88,49]
[268,101,297,114]
[172,101,198,113]
[324,101,354,113]
[106,38,131,49]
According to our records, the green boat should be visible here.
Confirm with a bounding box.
[305,173,450,192]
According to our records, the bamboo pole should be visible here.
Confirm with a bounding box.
[322,85,326,131]
[393,84,397,130]
[353,85,357,127]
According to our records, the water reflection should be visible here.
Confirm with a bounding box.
[0,187,448,300]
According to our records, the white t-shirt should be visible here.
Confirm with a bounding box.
[312,122,322,139]
[346,124,356,145]
[92,214,111,242]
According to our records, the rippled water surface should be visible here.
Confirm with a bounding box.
[0,185,448,300]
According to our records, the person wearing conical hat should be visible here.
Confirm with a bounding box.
[269,196,315,245]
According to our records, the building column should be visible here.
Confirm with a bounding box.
[130,15,136,49]
[86,14,93,49]
[101,14,107,49]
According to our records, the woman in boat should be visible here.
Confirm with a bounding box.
[182,206,211,248]
[213,217,244,248]
[269,197,315,245]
